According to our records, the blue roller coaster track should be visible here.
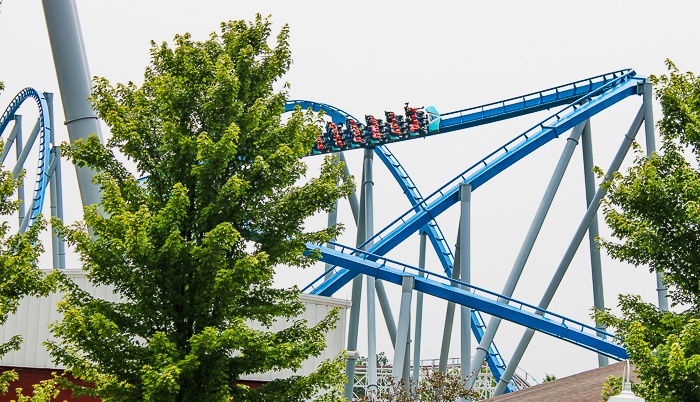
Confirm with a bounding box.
[285,68,646,394]
[0,88,53,230]
[309,70,641,295]
[304,242,627,361]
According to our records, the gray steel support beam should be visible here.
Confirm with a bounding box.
[338,152,360,222]
[643,82,669,312]
[343,156,367,400]
[412,232,427,382]
[11,118,40,179]
[375,280,398,347]
[341,152,398,346]
[459,183,472,382]
[325,158,340,281]
[581,121,608,367]
[1,116,21,165]
[42,0,104,210]
[468,120,587,385]
[13,116,24,227]
[439,227,461,373]
[363,149,378,394]
[392,276,415,382]
[493,106,645,396]
[403,318,411,384]
[46,93,66,270]
[50,163,59,269]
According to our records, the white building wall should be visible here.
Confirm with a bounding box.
[0,269,350,381]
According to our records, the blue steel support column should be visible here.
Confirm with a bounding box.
[493,105,646,396]
[42,0,104,210]
[468,121,588,386]
[363,149,378,395]
[581,121,608,367]
[439,228,461,372]
[459,183,472,382]
[412,232,427,382]
[392,275,415,383]
[643,82,669,312]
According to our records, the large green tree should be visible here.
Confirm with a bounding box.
[597,61,700,401]
[47,16,352,402]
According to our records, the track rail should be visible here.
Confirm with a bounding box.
[305,243,628,360]
[438,69,632,133]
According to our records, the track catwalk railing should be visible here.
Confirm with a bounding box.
[437,69,632,133]
[304,243,628,360]
[312,70,642,296]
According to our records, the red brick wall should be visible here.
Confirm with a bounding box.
[0,367,99,402]
[0,367,268,401]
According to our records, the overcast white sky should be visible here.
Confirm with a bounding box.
[1,0,699,385]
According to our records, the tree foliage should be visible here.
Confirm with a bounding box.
[46,16,353,402]
[597,60,700,401]
[354,369,479,402]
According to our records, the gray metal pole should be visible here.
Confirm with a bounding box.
[2,117,21,165]
[338,152,360,222]
[363,149,378,394]
[325,158,340,281]
[12,119,40,179]
[468,121,587,384]
[46,93,66,270]
[581,121,608,367]
[403,314,411,384]
[42,0,104,210]
[643,82,669,312]
[439,227,461,373]
[412,232,427,382]
[13,116,24,227]
[343,156,367,400]
[375,280,398,347]
[50,168,59,269]
[459,183,472,382]
[493,106,646,396]
[392,275,415,382]
[339,152,397,345]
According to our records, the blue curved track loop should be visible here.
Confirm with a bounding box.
[304,242,628,361]
[314,70,642,295]
[0,88,52,229]
[284,101,517,390]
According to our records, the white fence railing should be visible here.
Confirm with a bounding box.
[353,357,533,400]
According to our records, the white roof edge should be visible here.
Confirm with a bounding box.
[38,270,352,309]
[300,293,352,309]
